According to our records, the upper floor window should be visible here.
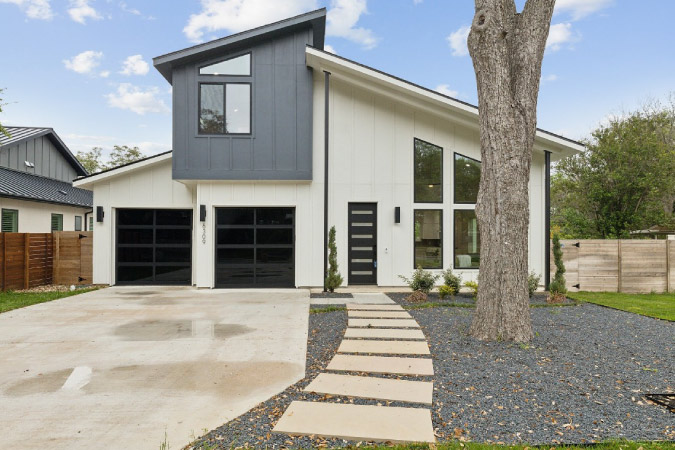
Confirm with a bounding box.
[199,83,251,134]
[454,153,481,203]
[414,138,443,203]
[199,53,251,76]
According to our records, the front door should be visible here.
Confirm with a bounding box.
[348,203,377,285]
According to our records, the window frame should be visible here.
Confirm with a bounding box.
[198,81,253,136]
[51,213,64,232]
[75,215,83,231]
[453,152,482,205]
[413,209,443,270]
[413,138,444,204]
[453,209,480,270]
[1,208,19,233]
[198,52,252,77]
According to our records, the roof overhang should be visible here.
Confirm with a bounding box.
[73,151,172,188]
[153,8,327,84]
[305,47,585,160]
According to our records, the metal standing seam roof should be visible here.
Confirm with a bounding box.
[0,167,93,208]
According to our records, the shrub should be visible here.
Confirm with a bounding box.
[438,285,456,299]
[528,271,541,298]
[549,233,567,295]
[399,266,440,294]
[407,290,428,303]
[464,280,479,299]
[442,269,462,293]
[324,226,343,292]
[547,292,566,304]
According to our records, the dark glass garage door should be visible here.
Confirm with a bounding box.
[116,209,192,285]
[215,207,295,288]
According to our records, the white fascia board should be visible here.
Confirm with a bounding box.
[306,47,584,158]
[73,152,173,188]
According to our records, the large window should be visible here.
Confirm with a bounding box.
[200,53,251,76]
[414,139,443,203]
[1,209,18,232]
[414,210,442,269]
[454,153,481,203]
[51,214,63,232]
[199,83,251,134]
[454,210,480,269]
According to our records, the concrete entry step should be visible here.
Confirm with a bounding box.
[346,304,404,311]
[338,339,430,355]
[344,328,426,340]
[348,318,420,328]
[305,373,433,405]
[327,355,434,376]
[350,293,396,304]
[347,310,412,319]
[273,401,435,443]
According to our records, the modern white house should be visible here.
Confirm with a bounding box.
[73,9,583,289]
[1,127,93,233]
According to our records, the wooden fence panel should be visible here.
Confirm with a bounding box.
[52,231,93,286]
[621,241,667,293]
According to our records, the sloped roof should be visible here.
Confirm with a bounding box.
[153,8,326,83]
[0,127,88,176]
[0,167,93,208]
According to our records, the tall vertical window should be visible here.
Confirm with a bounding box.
[414,210,442,269]
[75,216,83,231]
[414,139,443,203]
[51,214,63,232]
[454,153,481,203]
[454,210,480,268]
[1,209,18,232]
[89,216,94,231]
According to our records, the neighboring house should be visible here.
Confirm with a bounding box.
[73,9,583,288]
[630,225,675,240]
[0,127,93,233]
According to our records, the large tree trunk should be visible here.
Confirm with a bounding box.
[468,0,555,342]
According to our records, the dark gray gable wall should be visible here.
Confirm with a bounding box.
[172,28,314,180]
[0,135,79,183]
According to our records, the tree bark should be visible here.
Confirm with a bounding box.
[467,0,555,342]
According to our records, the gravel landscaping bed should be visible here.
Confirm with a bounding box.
[413,303,674,444]
[387,292,573,307]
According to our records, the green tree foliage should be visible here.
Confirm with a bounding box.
[76,145,145,174]
[108,145,144,168]
[0,88,9,138]
[76,147,104,174]
[552,99,675,238]
[324,226,343,292]
[549,234,567,295]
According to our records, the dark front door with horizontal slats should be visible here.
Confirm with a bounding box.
[348,203,377,285]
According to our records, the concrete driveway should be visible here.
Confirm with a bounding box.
[0,287,309,450]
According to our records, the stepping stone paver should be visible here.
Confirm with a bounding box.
[346,304,404,311]
[348,318,420,328]
[344,328,426,340]
[347,310,412,319]
[305,373,433,404]
[338,339,430,355]
[311,293,395,306]
[327,354,434,376]
[272,401,435,443]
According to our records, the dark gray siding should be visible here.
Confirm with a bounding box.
[0,135,78,182]
[172,28,314,180]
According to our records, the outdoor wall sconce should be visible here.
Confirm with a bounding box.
[96,206,104,223]
[200,205,207,222]
[395,207,401,224]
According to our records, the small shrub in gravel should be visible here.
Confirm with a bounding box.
[442,269,462,293]
[464,280,478,299]
[399,266,440,293]
[550,233,567,295]
[407,290,428,303]
[547,292,567,304]
[528,271,541,298]
[438,285,456,299]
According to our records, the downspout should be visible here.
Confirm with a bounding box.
[544,150,551,290]
[323,71,331,292]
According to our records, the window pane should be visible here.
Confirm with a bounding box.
[414,139,443,203]
[118,209,153,226]
[226,84,251,134]
[199,84,225,134]
[75,216,82,231]
[454,210,480,268]
[51,214,63,232]
[217,208,254,225]
[1,209,18,232]
[414,210,442,269]
[454,154,481,203]
[200,53,251,76]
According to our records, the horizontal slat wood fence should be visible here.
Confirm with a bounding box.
[551,239,673,293]
[0,232,92,291]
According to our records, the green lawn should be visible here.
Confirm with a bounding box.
[567,291,675,321]
[0,288,99,314]
[357,441,674,450]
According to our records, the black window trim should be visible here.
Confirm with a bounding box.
[453,208,480,270]
[413,137,443,204]
[1,208,19,233]
[413,208,443,270]
[453,152,481,205]
[198,51,253,77]
[198,81,253,136]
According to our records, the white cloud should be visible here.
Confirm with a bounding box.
[0,0,53,20]
[68,0,102,24]
[413,0,422,4]
[546,22,578,51]
[326,0,378,49]
[119,1,140,15]
[447,25,470,57]
[183,0,318,43]
[120,54,149,76]
[106,84,170,115]
[63,50,104,75]
[554,0,612,20]
[435,84,458,98]
[99,70,110,78]
[324,44,337,54]
[542,74,558,83]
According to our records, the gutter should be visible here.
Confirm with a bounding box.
[323,70,331,292]
[544,150,551,290]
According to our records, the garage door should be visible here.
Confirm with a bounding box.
[116,209,192,285]
[215,207,295,288]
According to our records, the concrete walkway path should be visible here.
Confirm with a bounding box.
[273,299,435,443]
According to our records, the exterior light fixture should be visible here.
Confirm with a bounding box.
[200,205,207,222]
[395,207,401,224]
[96,206,104,223]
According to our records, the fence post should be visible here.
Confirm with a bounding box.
[617,240,622,293]
[53,232,60,286]
[2,235,6,291]
[667,239,671,293]
[24,234,30,290]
